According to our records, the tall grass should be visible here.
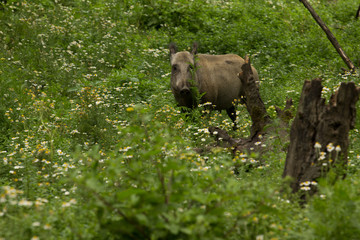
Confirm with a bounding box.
[0,0,359,239]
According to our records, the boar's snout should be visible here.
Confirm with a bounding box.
[180,87,191,96]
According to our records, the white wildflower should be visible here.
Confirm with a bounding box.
[32,222,41,227]
[335,145,341,152]
[314,142,321,149]
[327,143,334,152]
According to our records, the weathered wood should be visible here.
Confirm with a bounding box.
[238,56,271,139]
[299,0,356,71]
[356,5,360,19]
[283,79,360,195]
[209,126,238,147]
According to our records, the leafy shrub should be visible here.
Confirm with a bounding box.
[74,108,298,239]
[302,179,360,239]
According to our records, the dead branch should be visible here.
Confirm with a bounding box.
[238,56,271,139]
[299,0,356,71]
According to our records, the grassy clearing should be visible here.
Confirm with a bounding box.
[0,0,360,239]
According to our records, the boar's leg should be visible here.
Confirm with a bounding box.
[226,106,237,130]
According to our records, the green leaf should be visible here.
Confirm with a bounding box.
[116,188,146,201]
[135,213,149,225]
[168,224,180,235]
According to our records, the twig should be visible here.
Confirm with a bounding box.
[157,168,169,204]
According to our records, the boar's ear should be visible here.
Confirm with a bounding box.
[169,43,177,56]
[191,42,198,55]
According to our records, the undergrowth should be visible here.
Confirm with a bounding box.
[0,0,360,239]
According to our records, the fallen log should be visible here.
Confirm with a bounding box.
[283,79,360,196]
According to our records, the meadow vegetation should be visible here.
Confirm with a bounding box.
[0,0,360,239]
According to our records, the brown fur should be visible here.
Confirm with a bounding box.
[169,43,259,126]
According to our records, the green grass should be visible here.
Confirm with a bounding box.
[0,0,360,239]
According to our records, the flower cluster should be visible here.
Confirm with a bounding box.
[300,181,318,191]
[314,142,342,166]
[0,186,49,210]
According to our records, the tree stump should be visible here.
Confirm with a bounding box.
[283,79,360,195]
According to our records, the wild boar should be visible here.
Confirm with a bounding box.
[169,42,259,128]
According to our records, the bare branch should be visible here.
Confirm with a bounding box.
[299,0,356,71]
